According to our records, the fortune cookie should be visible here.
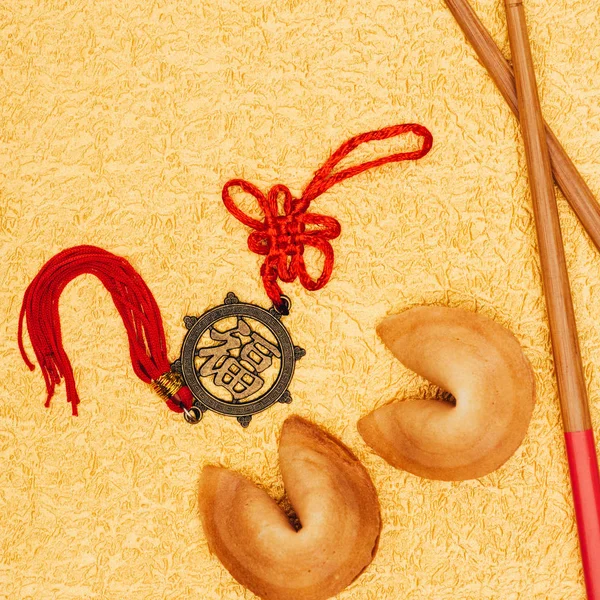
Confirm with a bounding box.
[358,306,535,481]
[199,416,381,600]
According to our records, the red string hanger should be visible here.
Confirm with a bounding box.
[18,245,194,416]
[222,123,433,311]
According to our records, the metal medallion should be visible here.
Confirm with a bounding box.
[172,293,305,428]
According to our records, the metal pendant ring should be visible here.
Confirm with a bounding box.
[175,293,305,427]
[183,405,203,424]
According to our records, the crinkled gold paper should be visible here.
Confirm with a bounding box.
[1,0,600,598]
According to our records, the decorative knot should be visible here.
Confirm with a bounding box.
[222,123,433,309]
[223,179,341,309]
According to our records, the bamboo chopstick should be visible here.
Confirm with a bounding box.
[503,1,600,596]
[444,0,600,256]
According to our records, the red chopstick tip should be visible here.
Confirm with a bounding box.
[565,429,600,599]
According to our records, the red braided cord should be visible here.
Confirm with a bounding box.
[222,123,433,308]
[18,245,192,415]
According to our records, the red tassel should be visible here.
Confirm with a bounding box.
[18,245,193,415]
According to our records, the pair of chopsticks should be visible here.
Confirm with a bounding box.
[444,0,600,597]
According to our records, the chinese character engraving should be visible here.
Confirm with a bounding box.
[240,332,281,372]
[196,318,281,402]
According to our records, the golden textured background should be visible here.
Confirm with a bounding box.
[2,0,600,598]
